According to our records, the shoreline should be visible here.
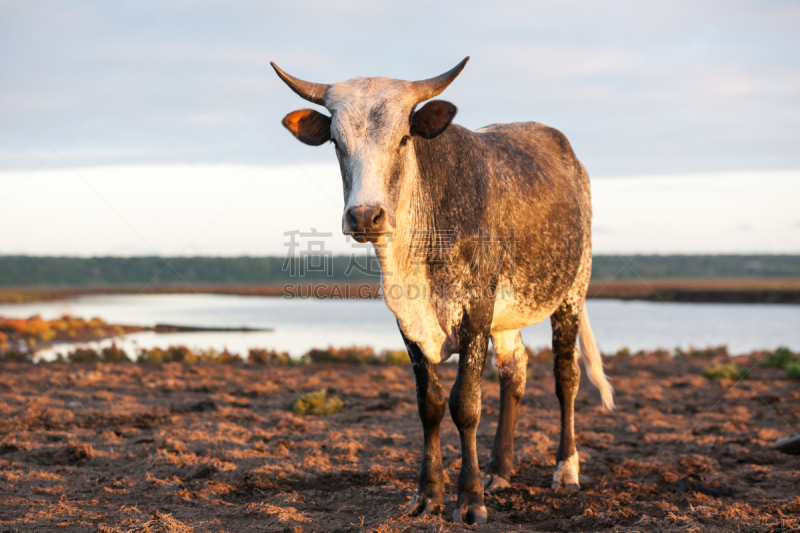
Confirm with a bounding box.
[1,278,800,304]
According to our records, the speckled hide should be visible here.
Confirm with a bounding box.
[274,58,613,525]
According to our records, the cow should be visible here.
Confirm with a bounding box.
[272,57,614,525]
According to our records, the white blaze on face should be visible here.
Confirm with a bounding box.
[325,77,419,227]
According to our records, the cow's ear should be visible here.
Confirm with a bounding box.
[282,109,331,146]
[410,100,457,139]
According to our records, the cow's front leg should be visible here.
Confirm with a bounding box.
[484,330,526,492]
[450,312,491,525]
[551,300,582,490]
[400,328,446,516]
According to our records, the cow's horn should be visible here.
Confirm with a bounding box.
[412,57,470,102]
[271,62,329,106]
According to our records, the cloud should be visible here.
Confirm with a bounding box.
[0,1,798,178]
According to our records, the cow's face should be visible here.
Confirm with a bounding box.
[273,59,468,243]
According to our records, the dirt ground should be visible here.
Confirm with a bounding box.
[1,354,799,532]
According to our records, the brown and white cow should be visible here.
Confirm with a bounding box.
[273,57,613,525]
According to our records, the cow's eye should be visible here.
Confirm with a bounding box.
[399,135,411,147]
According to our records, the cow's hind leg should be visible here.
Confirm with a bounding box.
[400,327,446,516]
[483,329,527,492]
[550,299,582,490]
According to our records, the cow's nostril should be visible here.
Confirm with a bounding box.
[371,208,383,226]
[346,208,359,229]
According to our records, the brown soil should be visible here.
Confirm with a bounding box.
[1,355,799,532]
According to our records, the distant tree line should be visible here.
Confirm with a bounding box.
[0,255,797,287]
[590,255,800,281]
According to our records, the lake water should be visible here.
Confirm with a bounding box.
[1,294,798,360]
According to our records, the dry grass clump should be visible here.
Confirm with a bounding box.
[292,388,344,415]
[702,362,749,380]
[126,511,192,533]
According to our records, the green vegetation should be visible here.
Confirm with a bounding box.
[590,255,800,280]
[608,347,676,358]
[0,254,798,287]
[677,345,729,358]
[759,346,799,369]
[38,344,408,366]
[135,346,242,364]
[702,362,749,381]
[292,389,344,416]
[786,361,800,380]
[756,346,800,380]
[0,256,374,287]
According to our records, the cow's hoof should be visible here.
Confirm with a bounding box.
[482,473,510,493]
[453,504,488,525]
[551,453,580,491]
[552,482,581,491]
[404,493,442,517]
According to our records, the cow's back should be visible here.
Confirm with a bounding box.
[474,122,591,331]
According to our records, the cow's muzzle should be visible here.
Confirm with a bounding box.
[343,205,393,243]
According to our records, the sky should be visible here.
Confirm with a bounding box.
[0,0,799,257]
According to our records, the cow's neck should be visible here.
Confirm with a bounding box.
[373,125,484,360]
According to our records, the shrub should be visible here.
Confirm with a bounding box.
[138,347,173,364]
[702,362,749,381]
[786,360,800,380]
[1,349,34,362]
[137,345,247,364]
[205,349,243,364]
[170,346,199,363]
[306,345,376,365]
[678,345,729,359]
[136,347,166,364]
[101,343,129,362]
[292,389,344,415]
[248,348,292,365]
[137,345,197,364]
[759,347,798,369]
[526,346,553,363]
[378,350,410,365]
[68,348,100,363]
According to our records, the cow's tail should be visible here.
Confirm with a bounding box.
[578,306,614,411]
